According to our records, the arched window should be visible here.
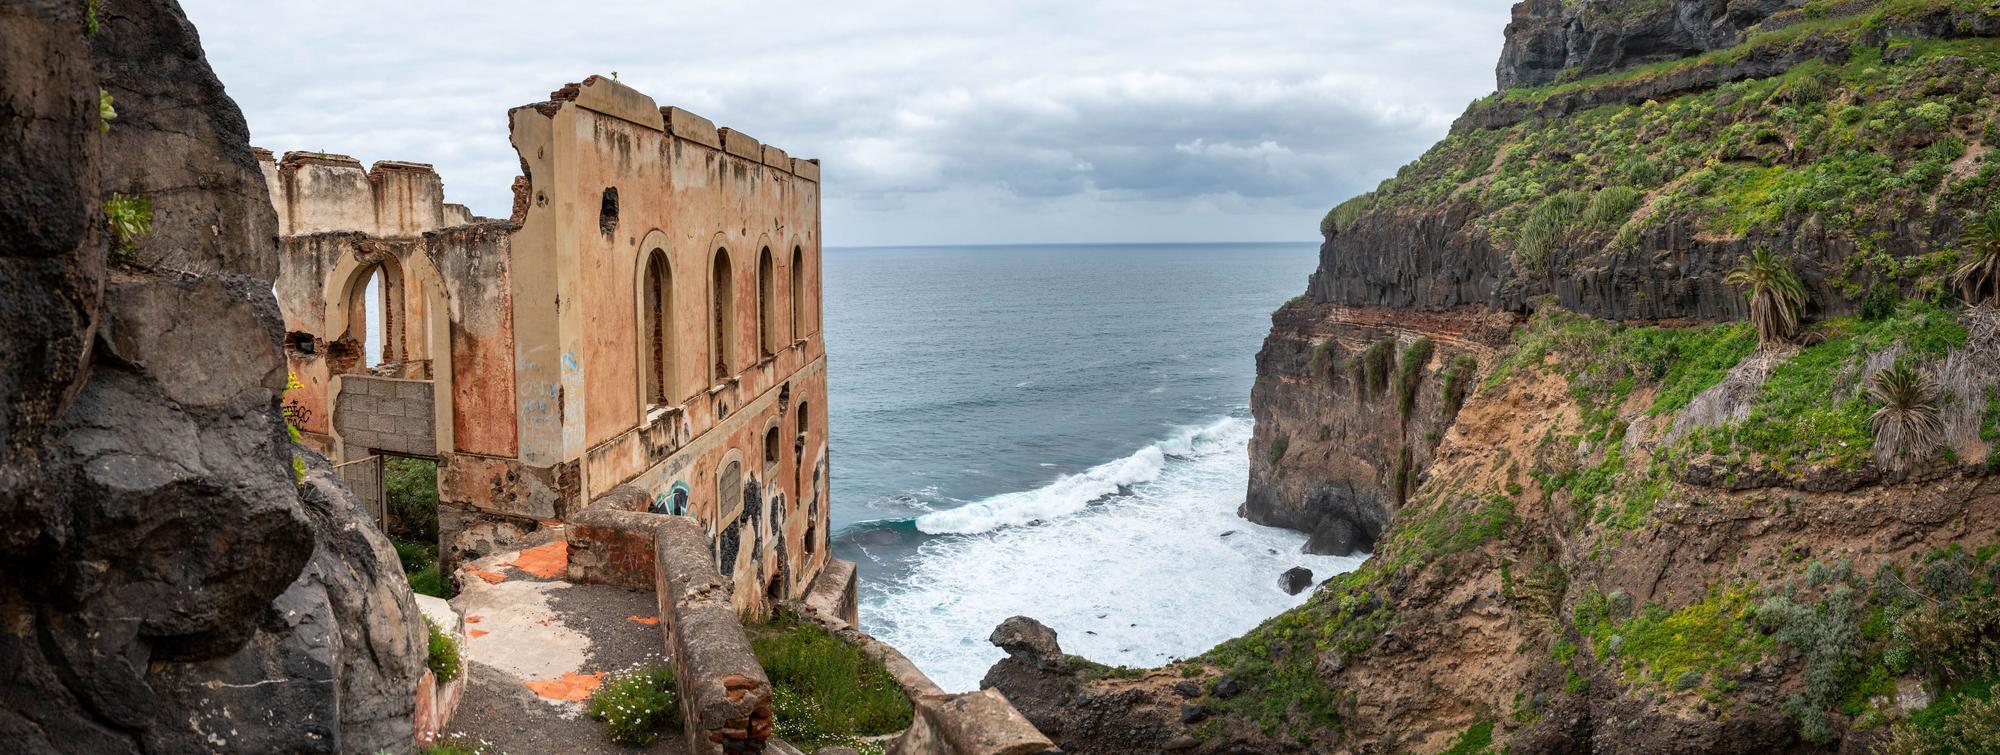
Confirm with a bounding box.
[718,459,742,524]
[757,246,776,359]
[643,250,671,405]
[350,262,402,370]
[711,248,734,382]
[364,265,388,367]
[764,426,780,465]
[789,246,804,343]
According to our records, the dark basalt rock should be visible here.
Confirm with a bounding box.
[1495,0,1802,92]
[1279,566,1315,595]
[0,1,423,751]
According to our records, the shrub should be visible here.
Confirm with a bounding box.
[103,193,153,258]
[587,664,679,747]
[1395,338,1436,422]
[425,617,462,684]
[1954,209,2000,306]
[97,89,114,132]
[1321,193,1375,237]
[1513,209,1562,274]
[1878,695,2000,755]
[1585,186,1645,226]
[1308,340,1340,384]
[386,457,439,542]
[1440,354,1479,416]
[752,611,911,751]
[1868,362,1944,468]
[1724,247,1807,345]
[1266,433,1290,466]
[1361,340,1396,398]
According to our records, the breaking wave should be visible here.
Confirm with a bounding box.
[913,417,1246,535]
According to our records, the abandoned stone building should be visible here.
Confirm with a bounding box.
[267,76,840,616]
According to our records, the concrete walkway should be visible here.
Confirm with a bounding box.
[445,539,688,754]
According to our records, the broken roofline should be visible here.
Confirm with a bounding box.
[517,74,822,183]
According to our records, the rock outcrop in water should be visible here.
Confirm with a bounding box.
[993,2,2000,752]
[0,1,424,751]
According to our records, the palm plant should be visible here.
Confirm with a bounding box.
[1953,210,2000,307]
[1868,362,1944,467]
[1724,248,1808,345]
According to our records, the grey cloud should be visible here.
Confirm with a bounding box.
[182,0,1513,244]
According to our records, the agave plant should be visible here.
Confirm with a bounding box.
[1724,248,1808,345]
[1868,362,1944,467]
[1953,210,2000,307]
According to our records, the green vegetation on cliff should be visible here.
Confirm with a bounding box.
[1331,25,2000,302]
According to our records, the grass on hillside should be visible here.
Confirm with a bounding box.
[1327,31,2000,287]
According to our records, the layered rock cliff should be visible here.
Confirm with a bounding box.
[993,1,2000,752]
[0,1,424,751]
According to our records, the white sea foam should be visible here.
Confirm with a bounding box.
[870,416,1366,691]
[914,417,1241,535]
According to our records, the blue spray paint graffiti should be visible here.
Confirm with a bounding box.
[651,481,690,516]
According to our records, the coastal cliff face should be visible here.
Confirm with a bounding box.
[992,1,2000,752]
[0,2,424,751]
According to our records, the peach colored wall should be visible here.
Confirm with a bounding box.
[268,77,828,603]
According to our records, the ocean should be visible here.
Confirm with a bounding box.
[823,242,1366,692]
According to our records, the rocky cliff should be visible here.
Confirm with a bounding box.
[992,1,2000,752]
[0,1,425,752]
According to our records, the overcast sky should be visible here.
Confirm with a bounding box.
[181,1,1513,246]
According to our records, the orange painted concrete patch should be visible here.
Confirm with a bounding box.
[510,541,569,579]
[628,615,659,625]
[524,671,605,702]
[469,629,489,638]
[471,569,507,584]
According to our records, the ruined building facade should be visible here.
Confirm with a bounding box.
[268,76,834,615]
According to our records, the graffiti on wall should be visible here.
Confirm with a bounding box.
[651,481,689,516]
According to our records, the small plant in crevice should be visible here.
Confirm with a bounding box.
[1953,209,2000,307]
[1725,247,1808,345]
[1868,362,1944,468]
[1395,337,1436,422]
[1308,339,1340,386]
[97,89,114,132]
[586,664,679,747]
[1439,354,1479,417]
[103,192,152,259]
[85,0,100,36]
[425,617,462,684]
[1360,340,1396,399]
[1266,433,1290,466]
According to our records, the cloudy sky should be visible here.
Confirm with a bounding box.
[181,1,1513,246]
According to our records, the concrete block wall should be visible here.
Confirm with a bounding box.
[334,376,437,458]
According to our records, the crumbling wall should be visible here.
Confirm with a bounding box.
[0,1,424,751]
[258,150,461,238]
[654,517,774,754]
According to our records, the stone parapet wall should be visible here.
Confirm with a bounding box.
[567,485,661,589]
[654,517,773,754]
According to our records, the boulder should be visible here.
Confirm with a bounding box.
[1279,566,1315,595]
[982,616,1076,737]
[0,1,424,751]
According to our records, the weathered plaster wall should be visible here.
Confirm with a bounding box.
[257,151,465,238]
[268,76,829,609]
